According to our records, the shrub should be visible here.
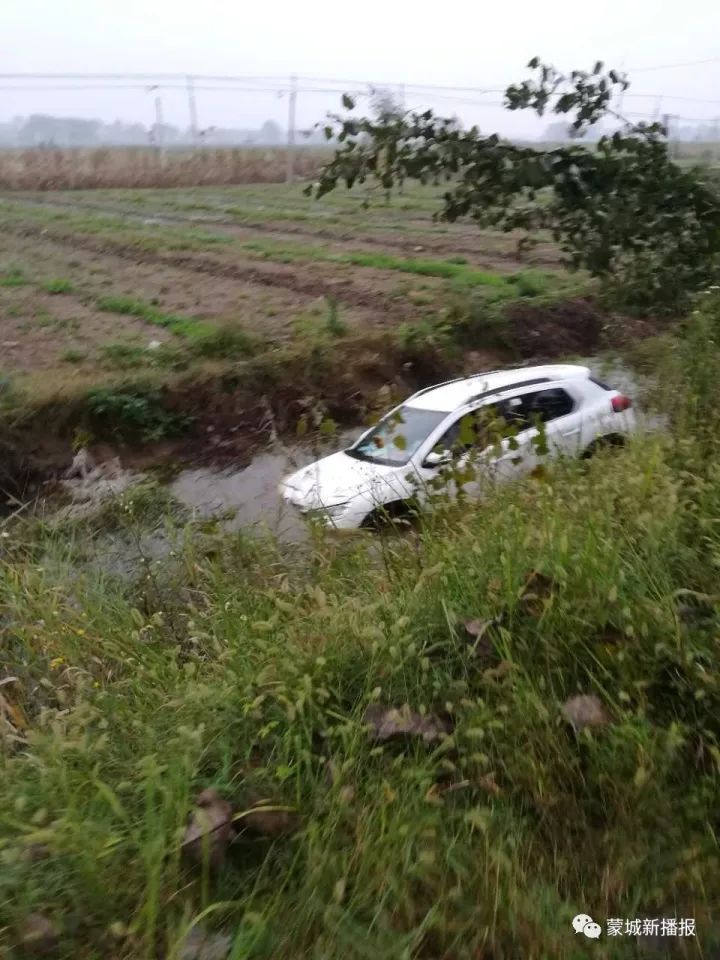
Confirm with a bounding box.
[85,387,188,441]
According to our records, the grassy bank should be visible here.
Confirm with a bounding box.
[1,294,720,958]
[0,286,614,498]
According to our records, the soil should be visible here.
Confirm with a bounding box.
[5,193,562,271]
[0,186,662,504]
[0,284,171,372]
[2,222,438,324]
[507,298,605,357]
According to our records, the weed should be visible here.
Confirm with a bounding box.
[96,296,213,339]
[324,294,346,336]
[395,315,453,350]
[510,270,550,297]
[3,335,720,956]
[101,342,148,369]
[0,268,28,287]
[239,239,510,286]
[60,349,86,363]
[187,325,261,359]
[85,386,189,441]
[41,278,74,295]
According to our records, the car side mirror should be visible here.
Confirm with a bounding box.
[424,449,452,468]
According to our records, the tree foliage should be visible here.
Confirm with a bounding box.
[309,60,720,314]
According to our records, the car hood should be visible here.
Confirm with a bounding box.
[281,450,412,510]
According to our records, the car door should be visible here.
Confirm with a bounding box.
[528,384,583,458]
[410,409,490,503]
[490,383,582,478]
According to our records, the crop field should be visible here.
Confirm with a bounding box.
[0,182,585,389]
[0,147,329,190]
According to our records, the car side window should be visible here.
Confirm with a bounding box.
[497,388,574,427]
[526,388,574,422]
[434,406,507,455]
[434,414,475,454]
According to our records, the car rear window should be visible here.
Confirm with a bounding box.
[589,376,612,391]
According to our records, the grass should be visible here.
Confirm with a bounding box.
[41,278,74,295]
[0,268,28,288]
[240,238,513,287]
[100,343,148,369]
[59,348,86,364]
[1,292,720,957]
[96,296,214,339]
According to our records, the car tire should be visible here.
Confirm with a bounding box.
[360,500,417,530]
[582,434,626,459]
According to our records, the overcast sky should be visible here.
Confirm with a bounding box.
[2,0,719,136]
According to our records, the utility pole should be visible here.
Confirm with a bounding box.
[286,74,297,184]
[154,93,166,164]
[663,113,681,160]
[186,75,199,147]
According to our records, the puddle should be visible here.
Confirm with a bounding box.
[169,430,361,541]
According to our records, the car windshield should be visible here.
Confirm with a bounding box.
[347,406,447,466]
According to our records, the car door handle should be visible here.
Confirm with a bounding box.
[561,428,581,437]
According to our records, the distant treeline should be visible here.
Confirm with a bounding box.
[0,114,330,149]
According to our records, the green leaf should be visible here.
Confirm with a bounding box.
[458,414,476,447]
[341,93,356,110]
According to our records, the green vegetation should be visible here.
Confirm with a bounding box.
[240,238,513,287]
[41,278,74,295]
[314,60,720,314]
[85,386,189,441]
[324,294,346,337]
[96,296,214,339]
[0,268,28,288]
[2,292,720,956]
[59,349,86,364]
[100,343,149,369]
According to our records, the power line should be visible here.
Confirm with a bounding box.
[3,72,720,107]
[630,56,720,73]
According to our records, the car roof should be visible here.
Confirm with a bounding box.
[404,364,591,413]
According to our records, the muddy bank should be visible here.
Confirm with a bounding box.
[0,297,665,509]
[0,332,463,508]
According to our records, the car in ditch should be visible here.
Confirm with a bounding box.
[279,364,636,529]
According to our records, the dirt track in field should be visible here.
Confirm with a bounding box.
[0,184,574,384]
[3,191,561,269]
[1,220,440,321]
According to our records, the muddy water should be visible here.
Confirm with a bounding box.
[167,360,660,539]
[169,430,362,541]
[62,359,658,573]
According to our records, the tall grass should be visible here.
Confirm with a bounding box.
[2,293,720,957]
[0,147,329,191]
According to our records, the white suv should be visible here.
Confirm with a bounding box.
[280,364,636,529]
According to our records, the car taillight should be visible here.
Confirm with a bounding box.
[611,394,632,413]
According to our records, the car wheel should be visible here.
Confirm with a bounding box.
[360,500,417,531]
[582,434,626,459]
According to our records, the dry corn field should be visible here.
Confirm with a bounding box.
[0,147,329,190]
